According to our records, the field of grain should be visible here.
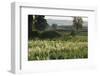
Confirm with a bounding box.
[28,36,88,60]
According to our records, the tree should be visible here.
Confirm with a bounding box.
[52,23,58,30]
[73,17,83,32]
[34,15,48,31]
[71,17,83,36]
[28,15,33,39]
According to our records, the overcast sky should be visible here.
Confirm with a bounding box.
[45,16,88,21]
[44,16,88,26]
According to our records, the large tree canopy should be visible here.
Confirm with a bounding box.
[34,15,48,31]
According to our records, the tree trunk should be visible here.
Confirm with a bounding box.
[28,15,33,39]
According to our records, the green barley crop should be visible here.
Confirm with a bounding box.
[28,36,88,60]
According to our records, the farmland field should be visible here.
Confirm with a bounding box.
[28,35,88,60]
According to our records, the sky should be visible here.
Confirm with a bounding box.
[45,15,88,21]
[45,15,88,26]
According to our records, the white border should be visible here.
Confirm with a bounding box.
[11,2,97,74]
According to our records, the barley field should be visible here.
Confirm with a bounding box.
[28,36,88,60]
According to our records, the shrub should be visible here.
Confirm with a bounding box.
[40,31,61,39]
[31,30,40,38]
[70,30,76,36]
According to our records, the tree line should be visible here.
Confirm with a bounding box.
[28,15,83,39]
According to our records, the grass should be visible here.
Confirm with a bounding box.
[28,35,88,60]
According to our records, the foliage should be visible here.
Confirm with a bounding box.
[70,29,76,36]
[34,15,49,31]
[73,17,83,32]
[31,30,40,38]
[40,31,61,39]
[52,23,58,30]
